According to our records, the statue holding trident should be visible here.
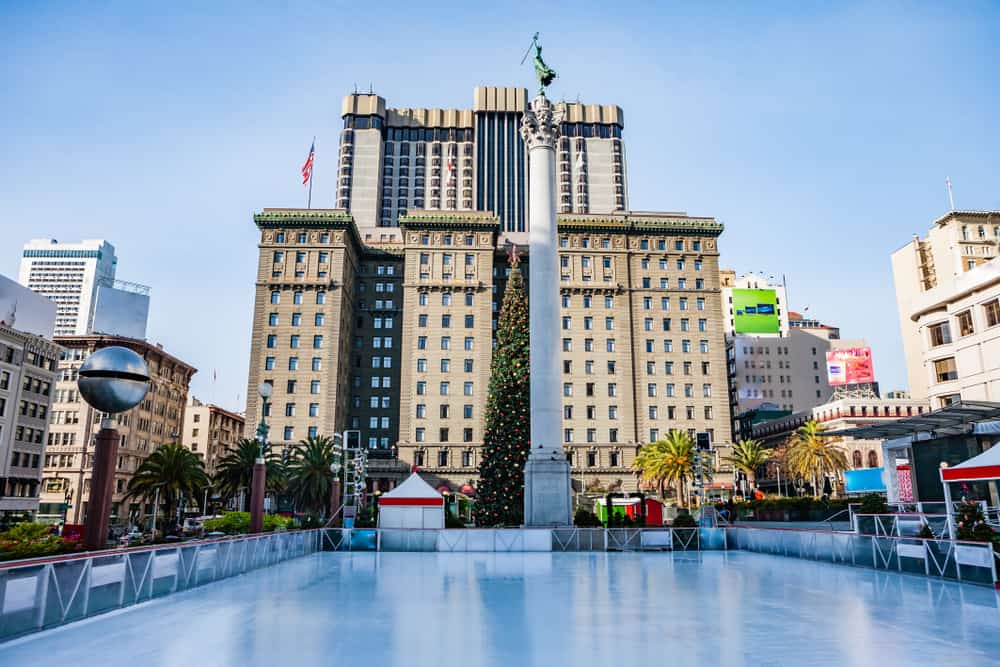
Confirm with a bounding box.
[521,32,557,94]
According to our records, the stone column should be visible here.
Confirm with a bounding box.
[521,93,572,526]
[83,422,119,550]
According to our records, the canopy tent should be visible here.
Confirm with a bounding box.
[377,472,444,530]
[939,445,1000,536]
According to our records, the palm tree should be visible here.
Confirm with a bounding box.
[722,439,770,492]
[786,420,848,496]
[633,430,701,507]
[213,438,286,506]
[284,435,339,515]
[125,443,209,529]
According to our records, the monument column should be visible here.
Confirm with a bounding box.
[521,92,572,526]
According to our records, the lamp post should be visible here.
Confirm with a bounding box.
[76,346,150,551]
[249,382,272,533]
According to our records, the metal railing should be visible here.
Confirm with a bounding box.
[0,529,321,642]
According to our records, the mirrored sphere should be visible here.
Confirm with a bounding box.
[77,346,151,414]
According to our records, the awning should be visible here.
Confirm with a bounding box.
[825,400,1000,440]
[941,444,1000,482]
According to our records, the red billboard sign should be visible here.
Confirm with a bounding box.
[826,347,874,386]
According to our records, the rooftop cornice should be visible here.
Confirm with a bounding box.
[932,210,1000,226]
[254,209,354,229]
[399,211,501,231]
[557,212,724,236]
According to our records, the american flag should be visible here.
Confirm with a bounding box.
[447,157,456,185]
[301,141,315,185]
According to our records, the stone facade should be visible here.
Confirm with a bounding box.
[181,398,245,476]
[38,336,195,525]
[0,325,61,522]
[245,209,732,495]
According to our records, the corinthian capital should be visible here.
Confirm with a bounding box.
[520,94,563,150]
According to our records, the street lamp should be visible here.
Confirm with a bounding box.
[76,346,150,550]
[249,382,271,533]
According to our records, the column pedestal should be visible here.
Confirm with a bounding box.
[84,426,119,551]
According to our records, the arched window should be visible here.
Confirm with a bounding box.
[867,450,879,468]
[852,450,863,468]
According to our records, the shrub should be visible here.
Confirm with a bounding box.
[672,513,697,528]
[354,506,376,528]
[859,493,890,515]
[203,512,294,535]
[0,522,78,561]
[573,509,603,527]
[917,523,935,540]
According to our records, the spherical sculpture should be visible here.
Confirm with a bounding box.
[77,346,150,414]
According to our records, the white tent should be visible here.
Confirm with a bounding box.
[377,472,444,529]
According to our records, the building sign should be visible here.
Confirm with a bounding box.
[732,288,780,334]
[826,347,875,386]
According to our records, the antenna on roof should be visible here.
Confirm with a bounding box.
[946,176,955,211]
[353,83,358,94]
[368,82,374,95]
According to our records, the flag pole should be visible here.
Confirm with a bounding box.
[946,176,955,211]
[307,136,315,210]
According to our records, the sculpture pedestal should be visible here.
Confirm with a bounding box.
[83,425,119,550]
[249,459,266,533]
[524,456,572,527]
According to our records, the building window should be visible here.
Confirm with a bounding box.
[984,300,1000,328]
[933,357,958,383]
[438,450,448,466]
[956,310,975,337]
[270,291,280,304]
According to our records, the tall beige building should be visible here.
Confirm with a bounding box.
[181,397,245,476]
[336,86,626,232]
[245,208,732,493]
[892,210,1000,407]
[38,336,196,525]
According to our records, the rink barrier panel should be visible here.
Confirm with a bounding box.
[2,524,996,642]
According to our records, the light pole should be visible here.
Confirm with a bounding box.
[249,382,272,533]
[329,439,342,525]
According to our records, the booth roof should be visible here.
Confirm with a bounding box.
[379,472,443,501]
[941,444,1000,483]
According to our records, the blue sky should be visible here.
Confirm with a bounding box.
[2,1,998,413]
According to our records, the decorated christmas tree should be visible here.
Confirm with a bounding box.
[474,251,530,526]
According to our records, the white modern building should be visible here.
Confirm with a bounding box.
[892,210,1000,408]
[19,239,150,339]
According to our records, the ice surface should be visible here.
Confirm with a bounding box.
[4,551,999,666]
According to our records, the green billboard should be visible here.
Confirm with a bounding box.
[733,288,780,334]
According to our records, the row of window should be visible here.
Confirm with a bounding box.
[418,292,474,307]
[645,383,713,398]
[273,251,329,264]
[267,312,325,327]
[928,299,1000,347]
[271,232,330,245]
[270,291,326,305]
[265,335,324,349]
[416,358,475,373]
[415,381,475,396]
[558,238,704,252]
[281,403,322,417]
[414,427,476,444]
[419,314,475,329]
[416,336,476,351]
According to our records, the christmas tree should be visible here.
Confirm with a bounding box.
[474,251,530,526]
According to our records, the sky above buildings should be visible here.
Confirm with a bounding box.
[2,2,998,413]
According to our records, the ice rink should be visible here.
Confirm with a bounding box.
[4,551,999,666]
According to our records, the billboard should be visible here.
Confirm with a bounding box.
[826,347,875,386]
[0,274,56,338]
[732,288,780,334]
[92,285,150,339]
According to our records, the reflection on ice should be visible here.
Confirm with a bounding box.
[3,551,999,667]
